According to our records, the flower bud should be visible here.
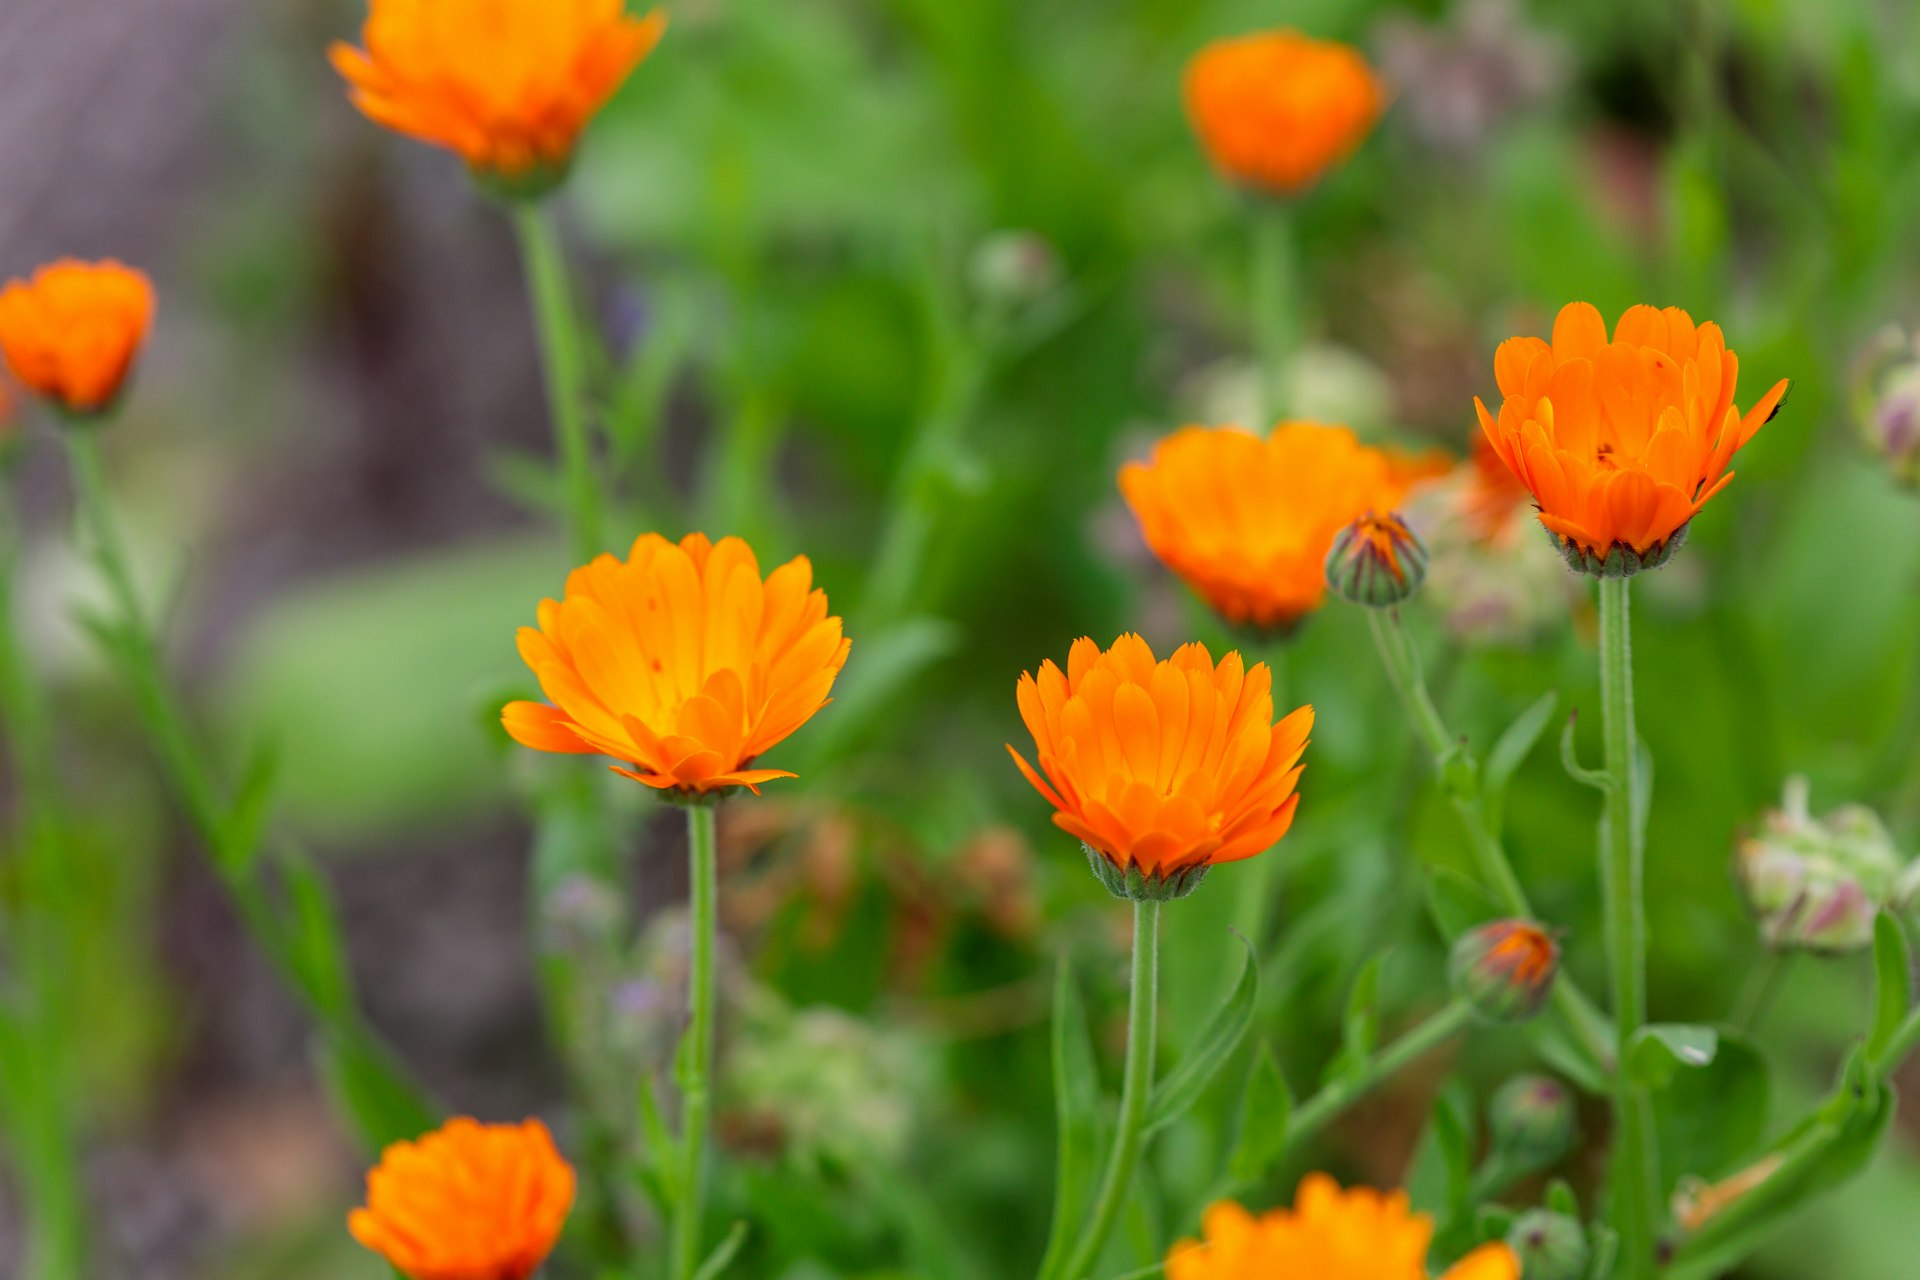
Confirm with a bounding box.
[1852,326,1920,487]
[1450,919,1559,1023]
[1735,777,1908,954]
[1489,1074,1577,1167]
[1325,510,1429,608]
[1505,1208,1591,1280]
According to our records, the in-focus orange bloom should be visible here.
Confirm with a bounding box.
[1168,1177,1518,1280]
[1120,423,1445,629]
[349,1117,574,1280]
[1183,31,1386,195]
[1009,634,1312,898]
[503,532,849,796]
[0,260,154,416]
[1476,301,1789,575]
[330,0,667,184]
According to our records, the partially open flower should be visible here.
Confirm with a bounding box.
[1009,634,1312,901]
[1120,423,1443,630]
[330,0,667,194]
[1450,919,1559,1023]
[349,1117,574,1280]
[1476,302,1788,576]
[0,260,155,418]
[1168,1178,1518,1280]
[503,533,850,797]
[1736,777,1908,954]
[1326,510,1428,608]
[1183,32,1386,196]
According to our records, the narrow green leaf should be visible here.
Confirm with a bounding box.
[1036,956,1101,1280]
[1144,932,1258,1134]
[690,1221,750,1280]
[1322,954,1387,1088]
[216,740,281,876]
[636,1074,680,1208]
[1867,911,1912,1062]
[1227,1044,1293,1184]
[1423,867,1500,940]
[277,848,352,1020]
[1484,692,1558,807]
[316,1026,439,1153]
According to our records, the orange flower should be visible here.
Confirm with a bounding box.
[1450,919,1560,1023]
[1183,31,1386,195]
[349,1117,574,1280]
[1476,301,1789,575]
[0,260,154,416]
[330,0,667,185]
[503,532,849,796]
[1168,1177,1518,1280]
[1120,423,1444,629]
[1009,634,1312,899]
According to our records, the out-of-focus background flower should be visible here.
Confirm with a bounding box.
[2,0,1919,1276]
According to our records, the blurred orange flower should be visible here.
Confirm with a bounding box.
[330,0,667,184]
[1184,31,1386,195]
[1009,634,1312,898]
[1476,302,1789,575]
[0,260,154,416]
[1120,423,1444,629]
[349,1117,574,1280]
[1169,1177,1518,1280]
[503,532,849,796]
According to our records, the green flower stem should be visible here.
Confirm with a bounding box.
[1056,898,1161,1280]
[1870,999,1920,1077]
[673,803,721,1280]
[1249,201,1295,424]
[512,203,605,563]
[1597,577,1659,1280]
[1364,609,1614,1071]
[1288,999,1473,1147]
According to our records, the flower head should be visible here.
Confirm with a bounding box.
[1184,31,1386,195]
[349,1117,574,1280]
[1325,510,1429,608]
[1168,1177,1518,1280]
[503,532,850,797]
[1475,301,1789,576]
[1852,325,1920,488]
[1120,423,1443,629]
[0,260,154,417]
[1450,919,1559,1023]
[1009,634,1312,900]
[1735,776,1909,954]
[330,0,667,189]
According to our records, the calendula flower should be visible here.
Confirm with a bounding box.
[1183,31,1386,196]
[1120,423,1443,629]
[1476,302,1789,576]
[1168,1177,1518,1280]
[0,260,154,417]
[1450,919,1560,1023]
[1325,510,1429,608]
[349,1117,574,1280]
[503,532,850,796]
[330,0,667,190]
[1008,634,1312,901]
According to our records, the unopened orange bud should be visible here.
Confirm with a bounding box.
[1450,919,1559,1023]
[0,260,154,419]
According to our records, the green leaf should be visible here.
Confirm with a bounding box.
[1144,931,1258,1134]
[1227,1044,1293,1184]
[1867,911,1913,1063]
[276,848,352,1020]
[1408,1080,1477,1256]
[1627,1024,1719,1089]
[215,740,281,877]
[690,1221,750,1280]
[1558,714,1609,792]
[1483,692,1558,827]
[1322,954,1386,1088]
[1036,956,1102,1280]
[1423,866,1500,939]
[316,1025,440,1153]
[1649,1029,1770,1193]
[635,1074,680,1209]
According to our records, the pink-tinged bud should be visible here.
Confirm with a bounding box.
[1450,919,1559,1023]
[1735,777,1908,955]
[1853,326,1920,487]
[1325,510,1429,608]
[1489,1074,1577,1166]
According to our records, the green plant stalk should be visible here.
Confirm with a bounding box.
[513,204,605,562]
[64,433,427,1146]
[0,503,86,1280]
[1249,201,1294,424]
[1597,577,1659,1279]
[1364,609,1614,1070]
[672,803,720,1280]
[1288,1000,1474,1146]
[1055,899,1161,1280]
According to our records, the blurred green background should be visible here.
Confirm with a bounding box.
[2,0,1919,1276]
